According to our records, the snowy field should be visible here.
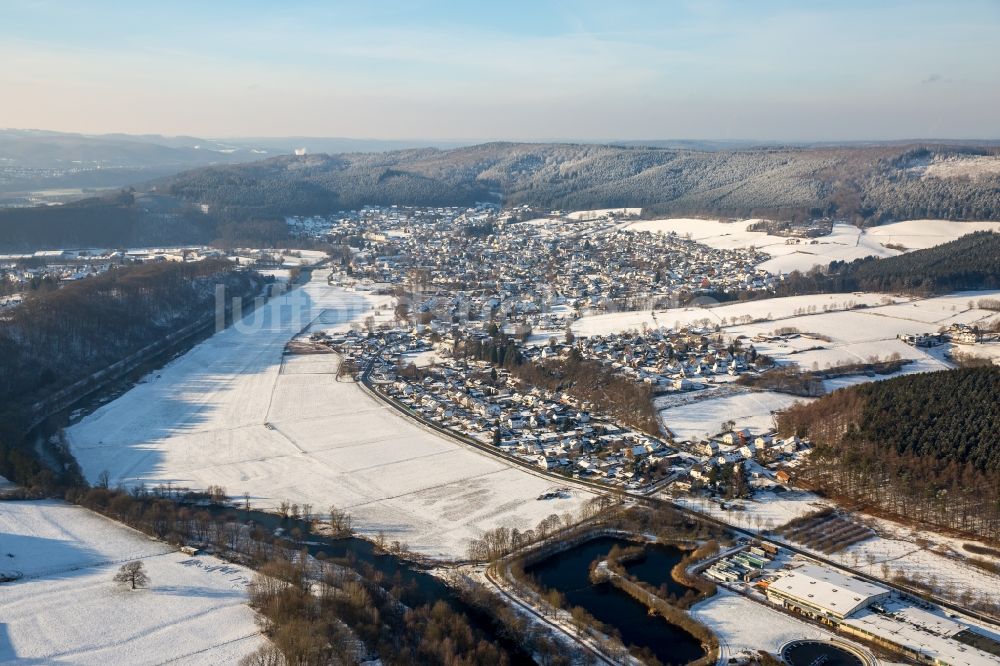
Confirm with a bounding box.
[231,249,327,270]
[257,268,292,282]
[863,219,1000,250]
[0,500,263,664]
[725,292,1000,372]
[67,275,593,559]
[946,341,1000,365]
[573,292,902,337]
[576,292,1000,413]
[826,515,1000,612]
[400,349,446,368]
[575,292,1000,441]
[674,492,829,533]
[625,218,1000,273]
[656,390,804,441]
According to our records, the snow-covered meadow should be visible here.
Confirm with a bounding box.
[565,207,641,220]
[572,292,903,338]
[656,390,804,441]
[0,500,263,665]
[625,218,1000,273]
[674,492,829,533]
[66,275,593,559]
[833,518,1000,609]
[828,516,1000,611]
[724,291,999,372]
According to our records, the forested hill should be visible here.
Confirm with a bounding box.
[0,259,264,487]
[156,142,1000,222]
[845,230,1000,292]
[5,142,999,250]
[776,230,1000,295]
[779,367,1000,541]
[0,191,217,251]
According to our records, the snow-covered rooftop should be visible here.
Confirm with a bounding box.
[769,563,890,618]
[844,607,1000,666]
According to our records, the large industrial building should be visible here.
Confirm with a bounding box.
[766,563,891,621]
[843,604,1000,666]
[766,563,1000,666]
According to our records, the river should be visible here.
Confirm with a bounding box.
[206,505,535,665]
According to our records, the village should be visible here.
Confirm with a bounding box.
[5,7,1000,664]
[277,206,861,501]
[307,301,1000,666]
[293,204,781,318]
[311,312,808,500]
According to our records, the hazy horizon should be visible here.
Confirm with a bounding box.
[5,128,1000,145]
[2,1,999,141]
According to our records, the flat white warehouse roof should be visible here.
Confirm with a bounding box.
[769,563,890,616]
[844,607,1000,666]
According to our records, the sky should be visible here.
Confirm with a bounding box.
[2,0,999,141]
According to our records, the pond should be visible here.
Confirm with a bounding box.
[624,544,694,599]
[526,536,705,666]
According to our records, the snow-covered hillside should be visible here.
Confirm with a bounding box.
[573,292,902,337]
[575,291,1000,368]
[0,500,263,664]
[565,207,641,220]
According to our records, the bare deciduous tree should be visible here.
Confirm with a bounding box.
[328,504,352,536]
[239,643,285,666]
[114,560,150,590]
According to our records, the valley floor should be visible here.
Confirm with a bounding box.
[66,276,593,560]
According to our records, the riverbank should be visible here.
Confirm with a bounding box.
[35,487,555,664]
